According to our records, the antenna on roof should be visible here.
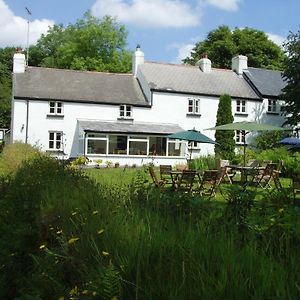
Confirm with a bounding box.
[25,7,32,66]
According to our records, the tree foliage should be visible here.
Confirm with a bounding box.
[214,94,235,160]
[282,30,300,126]
[184,26,285,70]
[0,47,15,128]
[29,12,132,73]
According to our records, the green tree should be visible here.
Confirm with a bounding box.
[214,94,235,160]
[0,47,15,128]
[184,26,285,70]
[29,12,132,73]
[282,30,300,126]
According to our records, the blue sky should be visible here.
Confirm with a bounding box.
[1,0,299,64]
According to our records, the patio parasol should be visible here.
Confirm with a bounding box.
[206,121,290,166]
[167,128,216,160]
[278,137,300,145]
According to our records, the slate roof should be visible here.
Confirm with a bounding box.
[14,67,149,106]
[243,67,287,98]
[78,120,183,135]
[138,62,260,100]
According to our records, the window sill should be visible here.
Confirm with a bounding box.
[235,113,248,117]
[186,113,201,118]
[46,149,64,153]
[266,111,279,115]
[47,114,64,118]
[117,117,134,121]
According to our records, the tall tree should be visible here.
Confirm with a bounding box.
[214,94,235,160]
[29,12,132,73]
[281,30,300,126]
[0,47,16,128]
[184,26,285,70]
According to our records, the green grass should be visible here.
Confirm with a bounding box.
[0,151,299,299]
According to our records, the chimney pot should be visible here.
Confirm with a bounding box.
[132,44,144,77]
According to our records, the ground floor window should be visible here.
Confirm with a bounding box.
[49,131,63,150]
[84,133,186,157]
[236,130,245,144]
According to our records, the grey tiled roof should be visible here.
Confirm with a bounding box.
[139,62,260,100]
[14,67,148,106]
[78,120,183,135]
[243,67,287,97]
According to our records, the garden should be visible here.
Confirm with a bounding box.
[0,143,300,299]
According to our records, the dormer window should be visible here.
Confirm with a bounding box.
[49,101,63,115]
[120,105,132,118]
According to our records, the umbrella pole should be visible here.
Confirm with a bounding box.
[243,131,246,167]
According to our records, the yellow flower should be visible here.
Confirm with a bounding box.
[68,237,80,245]
[71,212,77,216]
[56,230,63,235]
[102,251,109,256]
[92,291,97,296]
[278,208,284,213]
[92,210,99,215]
[39,244,46,250]
[97,229,105,235]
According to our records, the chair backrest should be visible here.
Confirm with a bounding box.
[160,165,172,175]
[149,166,160,187]
[261,160,272,168]
[177,170,196,192]
[247,159,259,168]
[216,159,230,169]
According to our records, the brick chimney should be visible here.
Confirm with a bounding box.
[232,55,248,76]
[196,54,211,73]
[13,48,26,73]
[132,44,144,77]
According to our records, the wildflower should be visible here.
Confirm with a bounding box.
[102,251,109,256]
[68,237,80,245]
[92,291,97,296]
[56,230,63,235]
[97,229,105,235]
[278,208,284,213]
[39,244,46,250]
[71,212,77,216]
[92,210,99,215]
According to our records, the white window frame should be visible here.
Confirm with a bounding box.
[48,131,63,151]
[235,130,245,144]
[86,134,108,155]
[236,99,247,114]
[267,99,277,113]
[188,98,201,115]
[167,139,186,157]
[120,105,132,118]
[128,135,148,155]
[49,101,63,115]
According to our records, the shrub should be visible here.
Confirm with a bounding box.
[0,142,41,176]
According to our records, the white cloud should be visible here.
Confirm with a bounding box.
[204,0,242,11]
[168,43,195,63]
[91,0,200,28]
[0,0,54,47]
[267,33,286,47]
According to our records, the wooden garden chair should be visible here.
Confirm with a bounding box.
[174,170,196,193]
[149,166,165,188]
[159,165,173,185]
[253,163,277,188]
[198,169,221,197]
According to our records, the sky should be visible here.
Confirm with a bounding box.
[1,0,299,64]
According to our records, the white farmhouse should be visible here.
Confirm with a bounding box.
[10,46,286,166]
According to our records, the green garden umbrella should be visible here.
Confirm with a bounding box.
[167,128,216,160]
[206,121,290,166]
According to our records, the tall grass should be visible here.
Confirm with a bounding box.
[0,145,299,299]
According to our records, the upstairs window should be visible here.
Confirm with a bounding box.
[236,100,247,114]
[267,99,277,113]
[120,105,132,118]
[49,101,63,115]
[49,131,63,150]
[188,98,200,115]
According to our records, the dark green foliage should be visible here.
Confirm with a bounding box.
[184,26,285,70]
[28,12,132,73]
[0,47,15,128]
[253,131,286,150]
[282,30,300,126]
[214,94,235,160]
